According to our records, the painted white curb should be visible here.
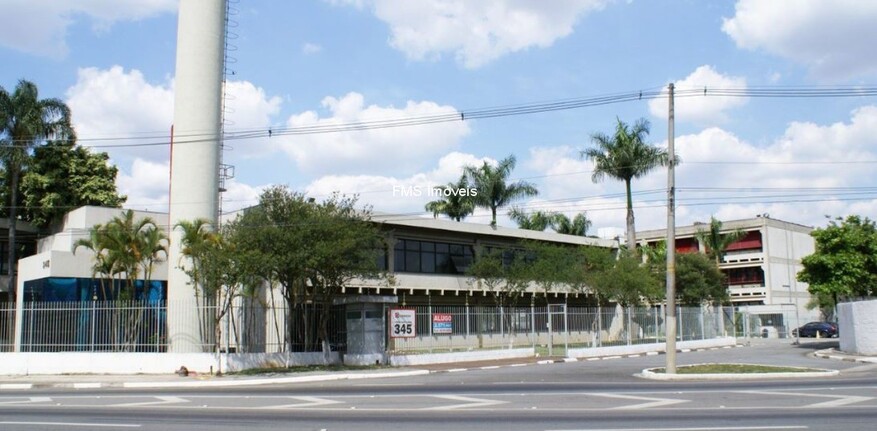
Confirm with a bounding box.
[637,363,839,381]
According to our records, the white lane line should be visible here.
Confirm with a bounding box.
[447,368,468,373]
[646,352,659,356]
[73,383,102,389]
[425,395,508,410]
[739,390,874,408]
[0,396,52,405]
[546,426,807,431]
[259,396,343,409]
[591,393,689,410]
[0,422,140,428]
[110,396,189,408]
[510,363,528,367]
[480,366,500,370]
[0,384,32,390]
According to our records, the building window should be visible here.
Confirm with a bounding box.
[394,239,473,274]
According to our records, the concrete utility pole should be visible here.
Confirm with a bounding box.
[665,83,677,374]
[167,0,227,352]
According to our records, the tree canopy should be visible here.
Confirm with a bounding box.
[0,79,74,299]
[509,207,553,231]
[226,185,386,352]
[464,154,538,227]
[20,140,126,227]
[798,215,877,309]
[424,174,475,221]
[694,216,747,264]
[582,118,669,251]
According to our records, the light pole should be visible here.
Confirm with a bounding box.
[783,284,800,344]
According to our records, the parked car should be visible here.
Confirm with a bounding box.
[792,321,838,338]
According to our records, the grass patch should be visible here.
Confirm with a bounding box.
[653,364,820,374]
[228,364,387,376]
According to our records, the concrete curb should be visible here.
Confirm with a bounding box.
[813,348,877,364]
[637,363,840,381]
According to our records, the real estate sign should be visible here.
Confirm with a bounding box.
[389,308,416,338]
[432,313,453,334]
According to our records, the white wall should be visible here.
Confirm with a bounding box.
[838,300,877,355]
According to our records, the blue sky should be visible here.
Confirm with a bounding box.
[2,0,877,238]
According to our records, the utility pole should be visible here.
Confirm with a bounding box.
[665,83,677,374]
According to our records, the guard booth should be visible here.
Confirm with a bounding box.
[335,295,397,365]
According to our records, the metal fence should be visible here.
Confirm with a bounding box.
[0,300,344,354]
[389,304,736,356]
[1,300,741,355]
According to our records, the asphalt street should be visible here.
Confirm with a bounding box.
[1,339,875,431]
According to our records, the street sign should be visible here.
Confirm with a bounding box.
[389,308,416,338]
[432,313,453,334]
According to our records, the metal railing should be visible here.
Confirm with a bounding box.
[389,304,736,355]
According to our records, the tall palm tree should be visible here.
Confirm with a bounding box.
[508,207,553,231]
[464,154,538,227]
[582,118,670,251]
[694,216,747,265]
[0,80,74,301]
[552,212,592,236]
[424,175,475,221]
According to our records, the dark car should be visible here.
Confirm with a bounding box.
[792,321,838,338]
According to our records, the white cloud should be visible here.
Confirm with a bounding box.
[527,106,877,233]
[304,152,492,218]
[0,0,176,57]
[67,66,175,163]
[302,43,323,54]
[219,179,268,213]
[280,92,470,176]
[649,65,747,125]
[116,158,170,213]
[328,0,608,68]
[66,66,282,162]
[722,0,877,79]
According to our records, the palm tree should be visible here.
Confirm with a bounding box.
[508,207,553,231]
[582,118,670,251]
[552,212,591,236]
[0,80,74,300]
[464,154,538,227]
[694,216,747,265]
[424,175,475,221]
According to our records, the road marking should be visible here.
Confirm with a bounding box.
[447,368,468,373]
[591,393,689,410]
[425,394,507,410]
[0,384,32,390]
[110,396,189,408]
[740,390,874,408]
[480,366,500,370]
[546,427,807,431]
[73,383,102,389]
[259,396,343,409]
[510,363,528,367]
[0,422,140,428]
[0,397,52,405]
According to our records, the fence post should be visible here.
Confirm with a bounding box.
[547,307,553,357]
[530,301,535,352]
[91,300,96,352]
[677,306,683,341]
[699,306,705,340]
[563,304,568,356]
[626,306,632,346]
[596,305,602,348]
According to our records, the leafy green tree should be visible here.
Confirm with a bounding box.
[508,207,553,231]
[0,80,74,299]
[464,154,538,227]
[22,140,126,228]
[675,252,728,306]
[798,216,877,312]
[581,118,670,251]
[593,252,663,306]
[551,212,591,236]
[694,216,747,264]
[227,185,386,354]
[425,174,475,221]
[73,210,167,351]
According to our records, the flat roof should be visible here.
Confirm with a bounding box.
[372,213,618,248]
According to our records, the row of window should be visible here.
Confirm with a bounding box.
[393,239,474,275]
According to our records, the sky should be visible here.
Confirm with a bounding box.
[2,0,877,239]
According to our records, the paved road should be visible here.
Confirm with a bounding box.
[1,339,875,430]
